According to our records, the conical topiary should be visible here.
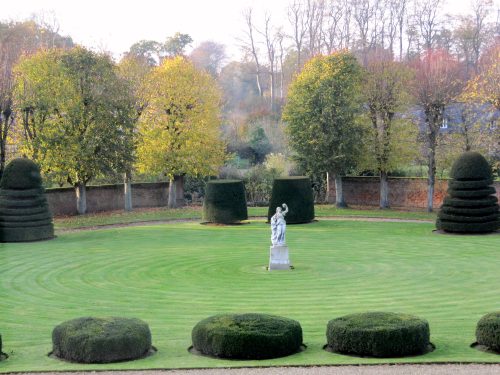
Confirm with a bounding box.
[203,180,248,224]
[437,152,499,233]
[267,177,315,224]
[0,158,54,242]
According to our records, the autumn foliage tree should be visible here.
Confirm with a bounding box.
[410,49,463,212]
[13,47,135,214]
[283,51,364,207]
[136,57,226,208]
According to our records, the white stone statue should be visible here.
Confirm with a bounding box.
[271,203,288,246]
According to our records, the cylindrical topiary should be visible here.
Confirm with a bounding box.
[267,177,314,224]
[191,313,303,359]
[437,152,499,233]
[0,158,54,242]
[326,312,430,358]
[476,312,500,352]
[203,180,248,224]
[52,317,152,363]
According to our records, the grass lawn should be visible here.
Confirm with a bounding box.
[0,219,498,372]
[54,205,437,230]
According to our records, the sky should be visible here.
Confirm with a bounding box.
[2,0,499,61]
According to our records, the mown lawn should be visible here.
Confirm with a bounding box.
[0,219,498,372]
[54,205,436,230]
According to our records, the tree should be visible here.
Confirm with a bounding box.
[410,49,463,212]
[283,51,364,207]
[14,47,135,214]
[189,41,226,77]
[136,57,226,208]
[0,20,73,178]
[361,50,417,208]
[164,32,193,57]
[125,40,163,66]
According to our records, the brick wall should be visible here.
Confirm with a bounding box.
[46,182,169,216]
[328,176,500,209]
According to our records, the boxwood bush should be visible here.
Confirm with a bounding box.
[326,312,430,357]
[52,317,152,363]
[203,180,248,224]
[191,313,303,359]
[476,312,500,352]
[437,152,499,233]
[0,158,54,242]
[267,177,315,224]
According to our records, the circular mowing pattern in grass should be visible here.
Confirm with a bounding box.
[191,313,303,359]
[475,312,500,353]
[326,312,431,358]
[52,317,153,363]
[203,180,248,224]
[267,177,315,224]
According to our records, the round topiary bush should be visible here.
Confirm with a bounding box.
[203,180,248,224]
[52,317,152,363]
[267,177,314,224]
[191,313,303,359]
[476,312,500,352]
[437,152,499,234]
[0,158,54,242]
[326,312,430,358]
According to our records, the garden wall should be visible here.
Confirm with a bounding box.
[46,182,170,216]
[327,176,500,209]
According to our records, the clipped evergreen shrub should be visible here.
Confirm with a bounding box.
[0,158,54,242]
[476,312,500,352]
[326,312,430,358]
[52,317,152,363]
[203,180,248,224]
[267,177,314,224]
[437,152,499,233]
[191,313,303,359]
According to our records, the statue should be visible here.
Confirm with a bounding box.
[271,203,288,246]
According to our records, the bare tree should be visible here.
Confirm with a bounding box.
[259,13,278,111]
[395,0,408,60]
[243,8,264,97]
[322,0,344,53]
[287,0,309,69]
[414,0,442,49]
[306,0,325,56]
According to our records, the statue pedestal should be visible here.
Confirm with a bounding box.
[269,245,291,270]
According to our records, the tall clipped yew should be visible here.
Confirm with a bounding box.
[267,177,314,224]
[0,158,54,242]
[283,51,364,208]
[437,151,499,233]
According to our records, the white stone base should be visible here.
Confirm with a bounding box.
[269,245,291,270]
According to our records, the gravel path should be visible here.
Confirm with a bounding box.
[10,365,500,375]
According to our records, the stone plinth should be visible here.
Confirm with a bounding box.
[269,245,291,270]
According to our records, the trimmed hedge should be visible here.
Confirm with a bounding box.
[0,158,54,242]
[437,152,499,234]
[326,312,430,357]
[52,317,152,363]
[203,180,248,224]
[192,313,303,359]
[267,177,315,224]
[476,312,500,352]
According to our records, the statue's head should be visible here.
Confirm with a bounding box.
[276,207,282,214]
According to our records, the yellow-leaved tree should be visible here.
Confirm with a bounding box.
[136,56,226,207]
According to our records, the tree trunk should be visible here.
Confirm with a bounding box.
[75,182,87,215]
[380,171,390,209]
[168,177,177,208]
[334,175,347,208]
[325,172,330,203]
[174,175,185,207]
[427,145,436,212]
[124,172,133,211]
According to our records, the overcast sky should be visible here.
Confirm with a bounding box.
[2,0,498,60]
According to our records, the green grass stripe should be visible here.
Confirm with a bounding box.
[0,220,498,372]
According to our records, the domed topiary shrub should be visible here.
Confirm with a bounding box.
[267,177,314,224]
[52,317,152,363]
[476,312,500,352]
[191,313,303,359]
[203,180,248,224]
[326,312,430,358]
[437,152,499,233]
[0,158,54,242]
